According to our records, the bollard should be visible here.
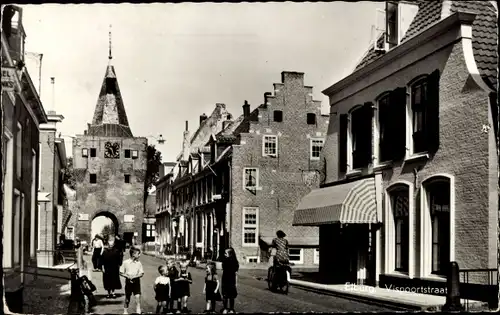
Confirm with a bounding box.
[442,261,464,311]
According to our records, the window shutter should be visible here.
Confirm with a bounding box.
[339,114,348,174]
[362,102,374,166]
[426,70,440,153]
[390,87,407,161]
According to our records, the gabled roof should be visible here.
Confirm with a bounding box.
[354,1,497,89]
[212,104,264,145]
[88,64,133,137]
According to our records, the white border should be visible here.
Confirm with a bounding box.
[246,256,259,263]
[313,248,320,264]
[262,135,278,157]
[384,180,415,278]
[241,207,259,247]
[419,173,455,279]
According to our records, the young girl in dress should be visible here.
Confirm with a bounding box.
[175,261,193,313]
[221,248,239,314]
[203,262,220,313]
[154,265,171,314]
[167,259,179,313]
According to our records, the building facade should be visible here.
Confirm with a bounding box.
[72,53,147,246]
[37,111,68,267]
[161,72,329,266]
[1,4,48,312]
[155,162,177,253]
[293,0,498,305]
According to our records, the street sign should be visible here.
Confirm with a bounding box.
[1,67,17,92]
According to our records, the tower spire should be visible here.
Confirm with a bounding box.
[108,24,112,62]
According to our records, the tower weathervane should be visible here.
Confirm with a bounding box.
[108,24,112,61]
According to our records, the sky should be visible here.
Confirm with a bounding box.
[21,2,384,162]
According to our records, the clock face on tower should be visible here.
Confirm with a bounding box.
[104,142,120,158]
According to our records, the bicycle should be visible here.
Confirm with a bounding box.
[267,263,290,294]
[55,250,66,265]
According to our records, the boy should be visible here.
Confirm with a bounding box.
[120,247,144,314]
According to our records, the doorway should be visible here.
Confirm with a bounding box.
[123,232,134,248]
[339,224,370,285]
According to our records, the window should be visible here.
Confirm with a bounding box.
[16,122,22,178]
[132,150,139,159]
[392,189,409,272]
[411,80,427,154]
[90,174,97,184]
[124,174,131,183]
[30,151,36,257]
[13,190,20,265]
[124,149,131,158]
[90,148,97,157]
[377,94,391,163]
[3,131,14,268]
[242,207,258,246]
[197,213,202,243]
[243,168,258,189]
[38,142,42,189]
[386,1,399,48]
[428,181,450,276]
[246,257,258,263]
[307,113,316,125]
[263,135,278,157]
[314,248,320,264]
[349,104,373,170]
[82,148,88,157]
[143,223,155,243]
[273,110,283,122]
[66,226,75,240]
[289,248,304,264]
[310,139,324,160]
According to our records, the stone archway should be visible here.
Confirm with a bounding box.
[91,211,120,242]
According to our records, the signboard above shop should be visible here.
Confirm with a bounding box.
[1,67,17,92]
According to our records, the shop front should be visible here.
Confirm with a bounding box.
[293,176,381,285]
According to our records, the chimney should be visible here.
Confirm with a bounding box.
[264,92,272,106]
[242,100,250,117]
[200,113,208,126]
[182,120,190,160]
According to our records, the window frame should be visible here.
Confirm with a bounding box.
[347,105,370,171]
[242,207,259,247]
[82,148,88,158]
[13,189,21,266]
[410,79,428,155]
[420,175,454,279]
[386,1,399,47]
[392,190,410,273]
[428,182,450,276]
[262,135,278,157]
[124,149,131,158]
[31,149,37,257]
[288,248,304,264]
[132,150,139,159]
[310,138,325,161]
[124,174,131,184]
[243,167,259,190]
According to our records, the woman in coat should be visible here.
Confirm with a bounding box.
[100,238,122,298]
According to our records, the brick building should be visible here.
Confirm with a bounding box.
[293,0,498,304]
[160,72,329,266]
[72,49,148,246]
[155,162,177,253]
[1,5,48,312]
[37,110,68,267]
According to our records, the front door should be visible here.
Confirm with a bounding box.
[340,224,370,284]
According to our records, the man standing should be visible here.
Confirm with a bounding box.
[92,235,104,271]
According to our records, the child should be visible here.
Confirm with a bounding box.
[120,247,144,315]
[203,262,220,313]
[221,248,239,314]
[167,259,179,313]
[175,261,193,313]
[154,265,171,314]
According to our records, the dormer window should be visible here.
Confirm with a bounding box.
[386,1,399,48]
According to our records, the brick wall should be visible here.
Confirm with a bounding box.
[322,39,497,279]
[230,72,329,264]
[72,136,147,244]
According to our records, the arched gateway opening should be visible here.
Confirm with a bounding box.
[91,211,119,242]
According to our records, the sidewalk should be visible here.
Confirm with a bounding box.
[22,273,72,314]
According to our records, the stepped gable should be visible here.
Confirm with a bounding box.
[354,0,497,89]
[87,64,133,137]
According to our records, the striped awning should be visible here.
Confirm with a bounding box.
[292,178,378,226]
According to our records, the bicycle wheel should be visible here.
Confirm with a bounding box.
[267,268,274,291]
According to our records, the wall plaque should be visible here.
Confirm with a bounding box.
[124,215,135,223]
[78,213,89,221]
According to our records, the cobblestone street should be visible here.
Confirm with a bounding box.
[86,254,392,314]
